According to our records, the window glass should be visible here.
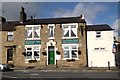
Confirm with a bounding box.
[96,35,101,38]
[63,26,69,37]
[33,46,40,59]
[33,46,39,50]
[71,50,77,58]
[26,51,32,59]
[64,46,69,49]
[49,26,54,37]
[64,50,69,58]
[72,46,77,49]
[7,32,14,41]
[71,26,77,37]
[34,51,39,59]
[8,32,13,35]
[7,35,13,41]
[94,48,99,50]
[100,48,105,50]
[96,32,101,34]
[64,30,69,37]
[27,27,32,38]
[34,27,40,38]
[96,31,101,38]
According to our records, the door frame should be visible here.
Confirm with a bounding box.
[46,40,57,65]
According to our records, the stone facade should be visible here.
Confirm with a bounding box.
[1,22,87,69]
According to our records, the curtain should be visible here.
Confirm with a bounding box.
[27,28,32,38]
[71,27,76,37]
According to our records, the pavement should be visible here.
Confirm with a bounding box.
[12,67,120,72]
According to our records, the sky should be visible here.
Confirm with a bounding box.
[1,2,120,39]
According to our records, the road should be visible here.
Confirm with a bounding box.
[1,70,120,80]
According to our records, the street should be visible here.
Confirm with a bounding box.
[1,70,120,80]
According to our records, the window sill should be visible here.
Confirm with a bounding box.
[95,37,103,40]
[7,40,14,42]
[48,37,55,40]
[62,58,79,60]
[62,37,78,39]
[25,38,41,40]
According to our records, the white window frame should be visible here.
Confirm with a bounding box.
[48,24,55,39]
[25,25,41,40]
[62,44,78,60]
[62,23,78,39]
[7,31,14,41]
[25,45,41,61]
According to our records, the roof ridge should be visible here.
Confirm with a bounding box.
[27,16,81,20]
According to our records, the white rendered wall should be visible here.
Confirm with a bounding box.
[87,31,115,67]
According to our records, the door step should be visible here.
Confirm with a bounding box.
[44,65,58,69]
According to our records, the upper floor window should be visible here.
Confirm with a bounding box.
[7,32,14,41]
[96,31,101,38]
[26,25,40,39]
[62,23,78,38]
[48,24,55,39]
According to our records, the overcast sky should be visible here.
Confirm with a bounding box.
[1,2,120,38]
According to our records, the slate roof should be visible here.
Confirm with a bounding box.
[1,17,113,31]
[24,16,86,25]
[1,21,19,31]
[87,24,114,31]
[1,16,86,31]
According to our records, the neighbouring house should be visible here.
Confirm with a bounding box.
[0,7,87,69]
[114,37,120,68]
[87,24,115,67]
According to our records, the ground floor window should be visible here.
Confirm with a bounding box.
[62,44,78,60]
[25,45,40,60]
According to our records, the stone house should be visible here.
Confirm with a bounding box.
[1,7,87,69]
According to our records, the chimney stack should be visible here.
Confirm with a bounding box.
[80,14,84,19]
[20,7,27,23]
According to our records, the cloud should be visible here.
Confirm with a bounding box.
[52,3,106,24]
[2,0,120,2]
[112,19,120,39]
[2,2,44,21]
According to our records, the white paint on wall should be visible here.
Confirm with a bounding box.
[87,31,115,67]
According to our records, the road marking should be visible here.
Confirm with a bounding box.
[2,75,18,78]
[30,73,39,75]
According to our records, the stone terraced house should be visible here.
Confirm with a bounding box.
[0,7,87,69]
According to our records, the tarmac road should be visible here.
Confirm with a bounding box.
[1,70,120,80]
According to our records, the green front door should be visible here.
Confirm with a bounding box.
[48,46,55,64]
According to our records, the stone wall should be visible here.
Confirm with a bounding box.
[1,23,87,69]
